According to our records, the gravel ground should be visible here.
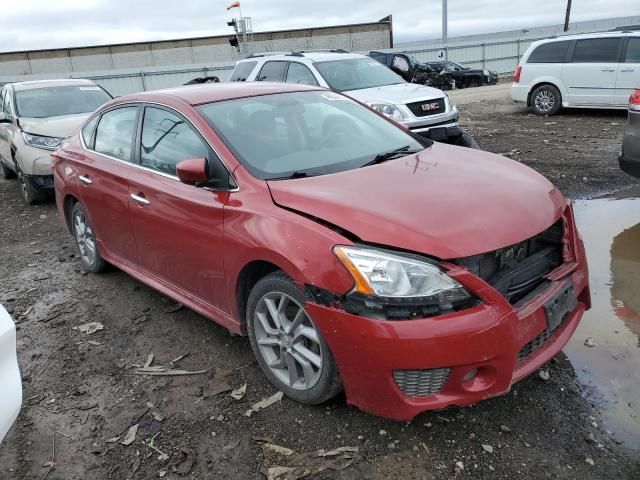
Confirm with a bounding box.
[1,95,639,480]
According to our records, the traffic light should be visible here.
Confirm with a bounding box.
[229,36,239,48]
[227,20,237,29]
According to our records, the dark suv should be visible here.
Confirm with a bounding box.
[620,89,640,178]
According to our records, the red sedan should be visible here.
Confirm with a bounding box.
[52,83,590,420]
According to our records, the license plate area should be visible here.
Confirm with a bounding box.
[544,283,578,332]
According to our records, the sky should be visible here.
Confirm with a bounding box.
[0,0,639,52]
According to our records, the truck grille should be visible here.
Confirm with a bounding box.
[393,368,451,397]
[456,220,564,304]
[406,98,446,117]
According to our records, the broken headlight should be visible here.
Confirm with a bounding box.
[334,246,472,318]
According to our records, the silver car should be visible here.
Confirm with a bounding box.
[0,304,21,442]
[0,79,112,204]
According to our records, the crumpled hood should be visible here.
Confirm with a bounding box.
[345,82,446,105]
[267,143,565,259]
[19,113,91,138]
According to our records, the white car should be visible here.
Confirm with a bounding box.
[511,31,640,115]
[230,51,478,147]
[0,304,21,442]
[0,79,112,204]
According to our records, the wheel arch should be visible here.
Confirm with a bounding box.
[62,194,80,233]
[527,81,563,107]
[235,259,285,327]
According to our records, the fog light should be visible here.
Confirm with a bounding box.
[462,368,478,383]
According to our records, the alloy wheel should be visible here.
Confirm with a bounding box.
[73,209,97,266]
[534,90,555,113]
[253,292,323,390]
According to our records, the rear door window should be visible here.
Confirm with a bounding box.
[257,61,287,82]
[285,63,318,85]
[528,41,571,63]
[94,107,138,162]
[571,38,621,63]
[230,61,257,81]
[624,38,640,63]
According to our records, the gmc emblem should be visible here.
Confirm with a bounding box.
[421,102,440,111]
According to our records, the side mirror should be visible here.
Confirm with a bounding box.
[176,157,209,184]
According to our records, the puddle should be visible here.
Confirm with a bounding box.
[566,187,640,449]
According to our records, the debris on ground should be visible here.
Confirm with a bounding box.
[164,303,184,313]
[255,438,359,480]
[133,354,208,376]
[454,461,464,473]
[72,322,104,335]
[538,370,550,381]
[245,391,284,417]
[173,448,195,475]
[482,444,494,453]
[584,337,597,348]
[500,425,512,433]
[231,384,247,400]
[585,457,595,466]
[138,414,162,437]
[121,424,138,446]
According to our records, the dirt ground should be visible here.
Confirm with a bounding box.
[1,94,639,480]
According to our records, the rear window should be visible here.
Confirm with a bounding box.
[572,38,621,63]
[230,61,257,82]
[527,41,571,63]
[625,38,640,63]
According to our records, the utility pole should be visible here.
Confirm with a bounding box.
[564,0,572,32]
[442,0,448,43]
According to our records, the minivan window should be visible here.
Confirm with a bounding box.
[285,63,318,85]
[527,41,571,63]
[230,61,257,82]
[15,85,112,118]
[140,107,210,176]
[257,61,288,82]
[625,38,640,63]
[572,38,621,63]
[94,107,138,162]
[198,90,424,180]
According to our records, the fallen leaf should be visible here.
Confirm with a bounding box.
[121,424,138,446]
[73,322,104,335]
[267,466,295,480]
[245,391,284,417]
[231,384,247,400]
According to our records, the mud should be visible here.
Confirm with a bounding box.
[1,97,640,479]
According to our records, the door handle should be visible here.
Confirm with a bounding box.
[79,175,92,185]
[131,193,150,206]
[620,68,635,72]
[601,68,616,72]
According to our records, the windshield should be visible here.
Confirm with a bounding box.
[197,91,425,180]
[15,85,112,118]
[314,58,404,91]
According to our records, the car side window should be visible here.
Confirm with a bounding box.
[3,90,13,119]
[285,63,318,85]
[257,61,287,82]
[230,61,257,81]
[572,38,621,63]
[391,56,410,73]
[81,116,99,149]
[625,38,640,63]
[94,107,138,162]
[527,41,571,63]
[0,89,5,113]
[140,107,210,177]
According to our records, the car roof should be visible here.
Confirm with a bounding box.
[10,78,98,91]
[111,82,324,107]
[239,52,367,63]
[530,30,639,47]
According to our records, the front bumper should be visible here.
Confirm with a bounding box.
[0,305,22,442]
[307,208,590,420]
[15,142,55,176]
[27,174,55,191]
[402,104,459,132]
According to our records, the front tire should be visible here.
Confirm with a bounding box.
[531,84,562,115]
[0,160,16,180]
[71,202,105,273]
[15,163,42,205]
[246,271,342,405]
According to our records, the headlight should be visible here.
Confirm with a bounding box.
[334,245,471,303]
[366,103,405,123]
[21,132,63,151]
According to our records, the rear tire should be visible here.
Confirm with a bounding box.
[531,84,562,116]
[0,160,16,179]
[246,271,342,405]
[71,202,106,273]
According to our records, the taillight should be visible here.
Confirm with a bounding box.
[630,89,640,111]
[514,66,522,83]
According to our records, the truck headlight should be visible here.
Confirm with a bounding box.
[21,132,63,151]
[334,246,471,303]
[366,103,405,123]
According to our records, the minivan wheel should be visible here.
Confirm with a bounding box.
[15,164,41,205]
[0,160,16,180]
[531,85,561,115]
[71,202,105,273]
[246,271,342,404]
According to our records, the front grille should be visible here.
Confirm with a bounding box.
[393,368,451,397]
[406,98,446,117]
[518,328,553,363]
[456,220,564,304]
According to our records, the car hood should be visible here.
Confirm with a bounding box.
[19,113,91,138]
[267,143,565,259]
[345,83,446,105]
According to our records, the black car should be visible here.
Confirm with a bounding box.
[428,61,498,88]
[620,89,640,179]
[368,51,455,91]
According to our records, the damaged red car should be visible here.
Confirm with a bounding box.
[52,83,590,420]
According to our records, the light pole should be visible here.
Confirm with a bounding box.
[564,0,572,32]
[442,0,448,43]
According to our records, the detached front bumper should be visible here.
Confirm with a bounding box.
[307,206,590,420]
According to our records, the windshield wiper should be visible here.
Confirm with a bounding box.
[268,171,320,180]
[362,145,421,167]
